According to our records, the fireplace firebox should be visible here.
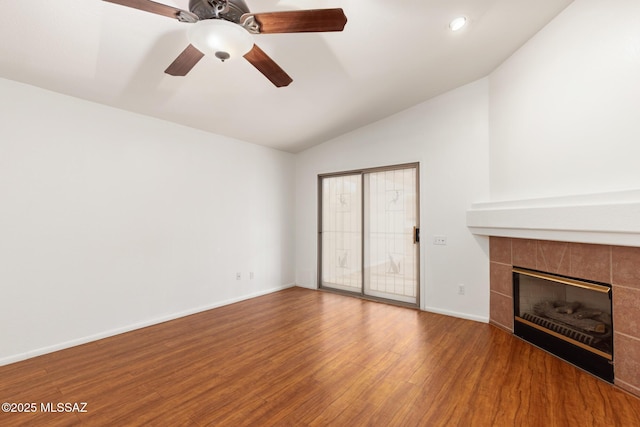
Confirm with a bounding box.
[513,267,613,382]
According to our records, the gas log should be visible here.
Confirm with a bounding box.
[533,301,608,334]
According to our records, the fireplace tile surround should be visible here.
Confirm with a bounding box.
[489,237,640,397]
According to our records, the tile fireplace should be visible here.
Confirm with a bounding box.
[489,237,640,397]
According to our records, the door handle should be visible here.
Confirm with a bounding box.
[413,226,420,244]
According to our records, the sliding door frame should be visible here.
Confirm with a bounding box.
[317,162,420,308]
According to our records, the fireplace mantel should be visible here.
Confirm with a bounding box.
[466,190,640,247]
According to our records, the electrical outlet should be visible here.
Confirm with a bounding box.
[236,272,241,280]
[250,272,254,280]
[434,236,447,245]
[458,284,465,295]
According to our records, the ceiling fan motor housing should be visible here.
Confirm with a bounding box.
[189,0,250,23]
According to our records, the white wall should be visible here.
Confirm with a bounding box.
[490,0,640,201]
[0,78,295,364]
[295,79,491,321]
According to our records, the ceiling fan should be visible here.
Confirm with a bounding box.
[103,0,348,87]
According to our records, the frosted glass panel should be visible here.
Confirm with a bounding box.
[320,174,362,292]
[364,168,417,304]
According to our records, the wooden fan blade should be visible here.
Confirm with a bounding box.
[244,45,293,87]
[243,9,347,34]
[165,45,205,76]
[102,0,195,21]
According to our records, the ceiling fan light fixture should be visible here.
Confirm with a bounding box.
[449,16,467,32]
[188,19,254,62]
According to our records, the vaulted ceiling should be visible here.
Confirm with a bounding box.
[0,0,573,152]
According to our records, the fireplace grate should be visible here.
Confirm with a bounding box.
[521,312,596,346]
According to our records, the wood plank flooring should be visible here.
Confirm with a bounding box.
[1,287,639,426]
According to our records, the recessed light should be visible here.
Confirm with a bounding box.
[449,16,467,32]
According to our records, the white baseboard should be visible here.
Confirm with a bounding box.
[0,284,295,367]
[422,306,489,324]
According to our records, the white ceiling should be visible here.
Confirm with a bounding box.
[0,0,573,152]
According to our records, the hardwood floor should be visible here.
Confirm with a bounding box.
[1,287,639,426]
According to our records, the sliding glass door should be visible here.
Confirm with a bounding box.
[319,164,419,306]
